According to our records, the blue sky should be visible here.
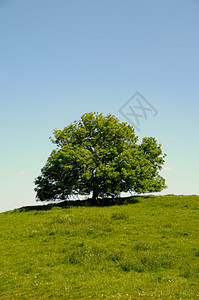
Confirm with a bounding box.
[0,0,199,212]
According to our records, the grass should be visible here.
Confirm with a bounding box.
[0,195,198,299]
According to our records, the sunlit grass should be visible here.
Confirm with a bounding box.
[0,195,198,299]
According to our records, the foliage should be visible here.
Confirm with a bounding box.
[0,195,199,299]
[34,112,166,202]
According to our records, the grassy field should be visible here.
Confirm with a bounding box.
[0,195,198,299]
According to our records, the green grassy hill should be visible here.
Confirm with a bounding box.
[0,195,198,299]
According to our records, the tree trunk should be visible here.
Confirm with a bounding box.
[92,188,99,203]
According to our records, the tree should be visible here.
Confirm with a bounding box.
[34,112,167,203]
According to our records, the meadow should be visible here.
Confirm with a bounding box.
[0,195,198,299]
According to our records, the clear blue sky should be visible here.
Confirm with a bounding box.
[0,0,199,212]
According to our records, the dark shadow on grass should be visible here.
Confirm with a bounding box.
[16,196,141,212]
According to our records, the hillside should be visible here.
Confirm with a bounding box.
[0,195,198,299]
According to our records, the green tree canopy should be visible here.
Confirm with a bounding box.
[34,112,167,202]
